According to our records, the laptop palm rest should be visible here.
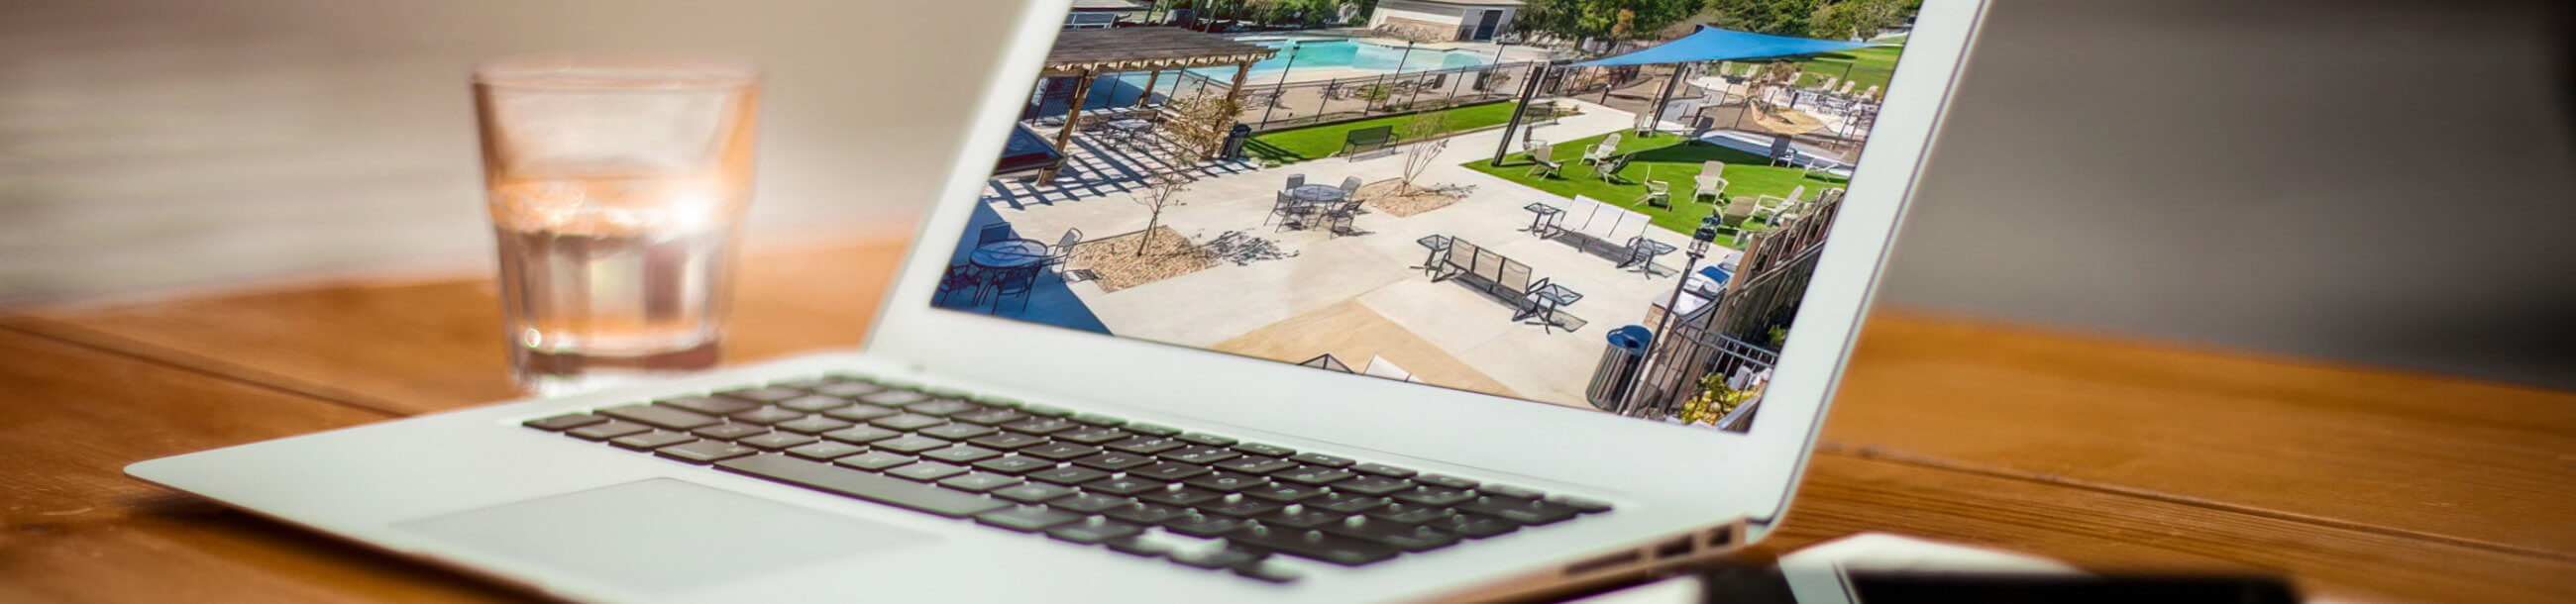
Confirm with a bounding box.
[396,478,936,592]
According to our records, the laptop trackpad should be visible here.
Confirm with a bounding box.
[397,478,936,592]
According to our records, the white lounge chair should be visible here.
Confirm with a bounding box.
[1582,133,1621,164]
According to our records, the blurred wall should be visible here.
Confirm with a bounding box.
[2,0,2569,389]
[1878,0,2576,390]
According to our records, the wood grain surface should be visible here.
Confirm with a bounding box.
[5,239,2571,603]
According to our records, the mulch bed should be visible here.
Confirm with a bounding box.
[1067,226,1211,293]
[1357,178,1468,218]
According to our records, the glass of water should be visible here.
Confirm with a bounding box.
[473,55,761,396]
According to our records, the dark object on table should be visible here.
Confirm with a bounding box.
[1697,564,2300,604]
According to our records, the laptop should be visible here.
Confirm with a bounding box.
[130,1,1987,601]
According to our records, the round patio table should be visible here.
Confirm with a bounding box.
[969,240,1050,270]
[1284,184,1347,204]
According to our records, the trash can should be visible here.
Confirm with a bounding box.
[1586,325,1654,411]
[1220,124,1252,160]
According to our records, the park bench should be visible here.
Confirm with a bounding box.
[1340,125,1396,157]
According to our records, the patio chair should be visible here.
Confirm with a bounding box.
[1755,185,1806,222]
[1833,80,1857,97]
[1695,163,1731,202]
[934,263,982,305]
[1285,173,1305,190]
[1592,153,1630,184]
[1339,175,1363,197]
[1327,200,1363,236]
[1582,133,1621,164]
[1642,178,1672,209]
[1525,144,1563,179]
[988,266,1038,315]
[1045,228,1084,271]
[1267,192,1305,230]
[976,223,1016,247]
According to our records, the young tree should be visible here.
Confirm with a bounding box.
[1396,111,1451,192]
[1157,92,1243,163]
[1514,0,1707,45]
[1130,171,1194,256]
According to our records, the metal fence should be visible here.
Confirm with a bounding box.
[1234,60,1542,132]
[1622,322,1779,422]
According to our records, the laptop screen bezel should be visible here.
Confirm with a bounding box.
[863,0,1988,525]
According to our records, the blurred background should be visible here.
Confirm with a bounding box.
[3,0,2570,388]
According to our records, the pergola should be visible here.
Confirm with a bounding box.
[1035,28,1276,181]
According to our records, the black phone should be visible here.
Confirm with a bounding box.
[1699,564,2302,603]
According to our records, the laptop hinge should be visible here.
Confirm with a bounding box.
[1425,516,1751,602]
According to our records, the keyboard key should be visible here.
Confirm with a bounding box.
[974,506,1085,533]
[918,423,999,441]
[1257,508,1346,529]
[523,413,607,431]
[1127,461,1213,482]
[1232,443,1296,457]
[1415,473,1479,489]
[773,416,854,435]
[655,441,757,464]
[1137,486,1226,507]
[1549,495,1614,514]
[720,386,807,403]
[991,482,1077,504]
[777,395,854,413]
[1430,513,1521,538]
[1390,486,1477,506]
[1019,404,1074,418]
[1081,476,1167,495]
[1307,493,1390,514]
[1045,492,1134,514]
[610,431,696,451]
[691,423,770,440]
[833,451,916,470]
[1025,466,1112,485]
[1287,453,1353,467]
[870,435,953,453]
[597,405,720,431]
[1273,466,1358,486]
[1046,518,1145,544]
[1099,502,1188,525]
[1352,462,1417,478]
[1123,423,1181,438]
[1161,514,1251,538]
[967,432,1048,450]
[953,408,1028,426]
[1456,496,1581,526]
[821,426,903,445]
[1071,452,1156,471]
[888,461,970,482]
[1002,417,1080,435]
[1322,517,1459,552]
[726,407,807,426]
[869,414,945,432]
[861,390,931,407]
[1233,560,1303,584]
[1214,455,1297,474]
[1176,433,1237,447]
[1182,471,1269,491]
[784,441,867,460]
[1201,498,1283,518]
[1479,484,1547,500]
[1159,446,1240,464]
[937,472,1023,493]
[1169,546,1266,569]
[1242,483,1326,503]
[567,420,652,441]
[737,433,818,451]
[1053,428,1129,446]
[920,445,1004,464]
[1020,443,1101,460]
[1105,538,1173,558]
[1068,413,1127,427]
[906,399,981,417]
[1365,503,1454,525]
[1226,525,1401,566]
[658,396,760,416]
[1106,436,1185,454]
[821,405,900,423]
[717,455,1008,519]
[810,381,886,398]
[1330,475,1415,496]
[971,455,1055,475]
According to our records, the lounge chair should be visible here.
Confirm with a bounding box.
[1755,185,1805,222]
[1525,144,1563,179]
[1642,179,1672,209]
[1581,133,1621,164]
[1694,163,1731,202]
[1592,153,1630,184]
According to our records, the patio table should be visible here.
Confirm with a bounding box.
[1415,235,1450,275]
[1106,119,1154,149]
[1518,282,1583,330]
[1284,184,1347,204]
[969,239,1050,270]
[1619,238,1678,273]
[1522,202,1563,235]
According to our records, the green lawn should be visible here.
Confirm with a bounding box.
[1246,101,1526,163]
[1465,132,1847,244]
[1722,42,1906,94]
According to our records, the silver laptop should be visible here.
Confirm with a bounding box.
[131,2,1987,601]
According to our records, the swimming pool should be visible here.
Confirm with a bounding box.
[1215,38,1495,81]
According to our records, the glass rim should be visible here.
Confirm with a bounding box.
[473,53,760,91]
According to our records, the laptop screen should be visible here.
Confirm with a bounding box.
[930,23,1917,433]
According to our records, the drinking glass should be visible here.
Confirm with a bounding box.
[473,54,761,396]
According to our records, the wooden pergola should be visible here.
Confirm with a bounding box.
[1035,28,1276,181]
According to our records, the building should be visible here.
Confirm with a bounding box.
[1064,0,1145,29]
[1367,0,1521,42]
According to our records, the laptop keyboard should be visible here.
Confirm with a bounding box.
[523,374,1612,583]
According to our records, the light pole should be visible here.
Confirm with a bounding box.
[1623,215,1720,418]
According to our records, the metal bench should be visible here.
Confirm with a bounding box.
[1340,125,1396,157]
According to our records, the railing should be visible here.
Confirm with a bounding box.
[1620,322,1778,423]
[1234,60,1541,132]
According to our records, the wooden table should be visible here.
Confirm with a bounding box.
[5,238,2571,603]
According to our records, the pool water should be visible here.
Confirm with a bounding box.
[1226,39,1494,80]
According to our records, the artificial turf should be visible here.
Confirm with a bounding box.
[1245,101,1525,163]
[1465,131,1848,244]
